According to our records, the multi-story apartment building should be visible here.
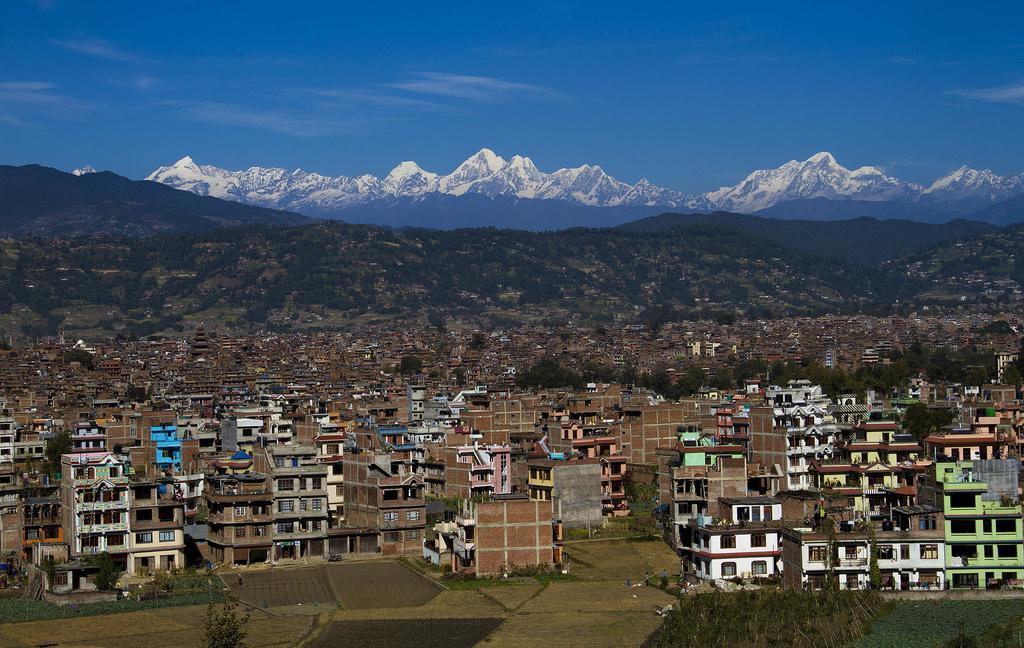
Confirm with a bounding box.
[150,423,183,473]
[919,459,1024,588]
[315,429,346,527]
[268,445,328,560]
[753,381,841,490]
[0,417,15,464]
[71,421,107,453]
[781,505,946,591]
[451,494,561,577]
[60,452,131,570]
[343,447,425,555]
[22,495,63,562]
[443,443,513,500]
[128,478,185,575]
[685,497,783,580]
[206,473,273,565]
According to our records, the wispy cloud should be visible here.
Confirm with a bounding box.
[0,80,94,125]
[0,81,56,91]
[386,72,551,101]
[50,38,136,61]
[157,99,346,137]
[299,87,442,110]
[888,56,919,65]
[949,80,1024,105]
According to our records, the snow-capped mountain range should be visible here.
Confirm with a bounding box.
[144,149,1024,216]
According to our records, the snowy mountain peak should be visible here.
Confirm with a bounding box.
[147,149,1024,218]
[71,165,97,176]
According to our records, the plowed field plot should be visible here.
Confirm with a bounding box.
[307,618,501,648]
[327,562,441,609]
[223,562,441,611]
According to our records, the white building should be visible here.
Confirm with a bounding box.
[767,381,841,490]
[686,497,783,580]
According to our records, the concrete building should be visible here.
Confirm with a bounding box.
[268,445,328,560]
[685,497,783,580]
[128,478,185,575]
[60,452,131,570]
[527,458,603,531]
[206,473,273,565]
[918,460,1024,588]
[343,447,425,556]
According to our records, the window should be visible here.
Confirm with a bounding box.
[235,506,246,517]
[997,519,1016,533]
[983,519,992,533]
[406,529,420,540]
[900,545,910,560]
[384,511,398,522]
[278,478,294,491]
[278,500,294,513]
[921,544,939,560]
[300,499,307,512]
[998,544,1018,558]
[750,533,766,548]
[276,522,294,533]
[752,561,767,576]
[949,493,976,509]
[255,526,266,536]
[235,526,246,538]
[844,546,859,559]
[384,531,401,543]
[159,531,175,542]
[407,510,420,520]
[985,545,994,558]
[135,532,153,544]
[720,535,736,549]
[877,545,895,560]
[809,546,828,562]
[311,477,322,490]
[721,562,737,577]
[312,499,322,511]
[950,519,975,535]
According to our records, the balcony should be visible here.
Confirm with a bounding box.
[207,490,272,503]
[838,557,868,567]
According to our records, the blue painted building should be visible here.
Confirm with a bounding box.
[150,424,182,473]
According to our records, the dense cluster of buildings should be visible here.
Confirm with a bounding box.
[1,318,1023,593]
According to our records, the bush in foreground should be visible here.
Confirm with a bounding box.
[646,590,883,648]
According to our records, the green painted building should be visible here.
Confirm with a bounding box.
[921,461,1024,588]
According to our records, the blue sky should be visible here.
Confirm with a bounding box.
[2,1,1023,191]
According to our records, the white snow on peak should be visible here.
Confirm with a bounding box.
[147,149,1024,217]
[71,165,97,176]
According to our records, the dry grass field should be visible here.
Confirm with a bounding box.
[0,539,680,647]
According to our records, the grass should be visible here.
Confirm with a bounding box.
[442,573,578,591]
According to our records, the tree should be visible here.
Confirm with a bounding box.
[203,597,250,648]
[901,403,954,441]
[1003,365,1023,388]
[868,525,882,590]
[468,332,487,350]
[44,429,73,477]
[87,552,122,591]
[398,355,423,376]
[61,348,94,370]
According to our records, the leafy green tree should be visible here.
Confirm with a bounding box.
[901,403,954,441]
[87,552,122,590]
[868,525,882,589]
[1003,365,1023,388]
[44,429,73,477]
[203,597,250,648]
[61,348,94,370]
[468,332,487,350]
[398,355,423,375]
